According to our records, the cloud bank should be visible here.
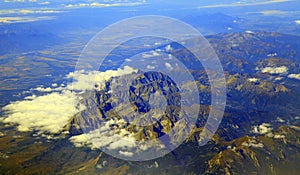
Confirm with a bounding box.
[288,73,300,80]
[248,78,259,83]
[64,0,146,8]
[198,0,292,9]
[1,67,137,137]
[67,66,137,91]
[260,10,287,15]
[0,9,63,15]
[252,123,272,134]
[0,16,54,24]
[242,139,264,148]
[69,118,164,157]
[2,90,83,133]
[261,66,288,74]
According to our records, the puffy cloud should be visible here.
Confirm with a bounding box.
[69,119,132,150]
[242,139,264,148]
[142,51,161,58]
[288,73,300,80]
[248,78,259,83]
[165,45,172,52]
[125,58,132,62]
[295,20,300,25]
[32,85,65,92]
[67,66,137,91]
[277,117,285,123]
[261,66,288,74]
[275,77,283,81]
[252,123,272,134]
[245,30,255,34]
[146,65,156,70]
[35,87,53,92]
[154,42,161,46]
[119,150,134,157]
[165,62,173,70]
[68,133,91,148]
[69,118,161,157]
[52,83,58,87]
[1,66,137,138]
[24,94,37,100]
[2,90,84,134]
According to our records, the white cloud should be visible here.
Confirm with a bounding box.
[252,123,272,134]
[154,42,161,46]
[119,150,134,157]
[165,62,173,70]
[32,85,65,92]
[69,118,162,157]
[125,58,132,62]
[198,0,292,9]
[165,45,172,52]
[248,78,259,83]
[4,0,26,2]
[35,87,53,92]
[38,1,49,5]
[146,65,156,70]
[245,30,255,34]
[274,134,285,139]
[261,66,288,74]
[288,73,300,80]
[1,66,137,138]
[24,94,37,100]
[242,139,264,148]
[275,77,283,81]
[295,20,300,25]
[69,119,134,149]
[69,133,91,148]
[142,51,161,58]
[2,90,84,134]
[0,9,63,15]
[277,117,285,123]
[65,1,145,8]
[267,53,278,57]
[67,66,137,91]
[259,10,287,15]
[52,83,58,87]
[0,16,55,24]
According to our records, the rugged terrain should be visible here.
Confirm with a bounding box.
[1,31,300,174]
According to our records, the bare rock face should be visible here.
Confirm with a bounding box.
[71,71,198,144]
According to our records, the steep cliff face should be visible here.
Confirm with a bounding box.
[71,71,203,147]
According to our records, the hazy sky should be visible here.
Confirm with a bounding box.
[1,0,299,25]
[0,0,297,8]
